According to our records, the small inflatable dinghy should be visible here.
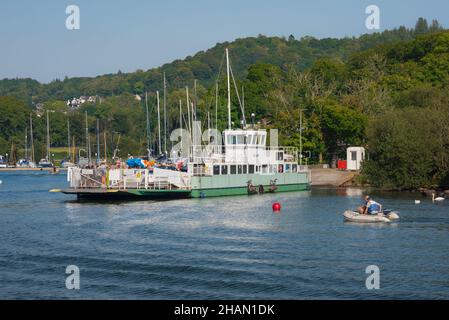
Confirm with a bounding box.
[343,210,400,223]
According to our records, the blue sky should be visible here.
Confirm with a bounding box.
[1,0,448,82]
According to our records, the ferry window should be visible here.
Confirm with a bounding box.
[262,165,268,174]
[255,166,260,173]
[227,135,236,145]
[285,164,291,173]
[230,165,237,174]
[351,151,357,161]
[277,152,283,161]
[213,165,220,175]
[238,165,243,174]
[252,135,257,145]
[278,164,284,173]
[249,165,255,174]
[272,165,277,173]
[292,164,297,173]
[237,135,245,144]
[243,165,248,174]
[260,136,266,145]
[221,165,228,175]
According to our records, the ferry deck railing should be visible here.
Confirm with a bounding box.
[68,167,191,190]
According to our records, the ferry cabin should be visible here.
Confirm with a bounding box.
[187,129,310,197]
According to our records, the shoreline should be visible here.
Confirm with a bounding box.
[0,167,68,172]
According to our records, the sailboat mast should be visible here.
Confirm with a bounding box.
[299,109,303,166]
[72,136,76,164]
[242,86,246,128]
[163,73,167,154]
[29,113,35,163]
[226,48,231,130]
[179,99,183,152]
[67,118,71,160]
[85,111,90,164]
[215,82,219,144]
[46,110,51,162]
[157,91,162,155]
[186,87,191,136]
[96,119,100,164]
[194,79,198,123]
[145,92,150,156]
[25,127,28,160]
[104,131,107,164]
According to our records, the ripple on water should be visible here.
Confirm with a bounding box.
[1,172,449,299]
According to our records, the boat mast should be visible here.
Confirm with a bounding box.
[29,113,35,163]
[299,109,303,166]
[24,127,28,161]
[186,86,191,136]
[194,79,198,125]
[85,111,90,164]
[163,73,167,154]
[179,99,183,153]
[46,110,51,162]
[67,118,71,161]
[207,112,211,133]
[226,48,231,130]
[96,118,100,164]
[215,82,219,144]
[242,86,245,128]
[103,132,107,164]
[157,91,162,155]
[145,91,151,157]
[72,136,76,164]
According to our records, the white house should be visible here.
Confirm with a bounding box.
[346,147,365,171]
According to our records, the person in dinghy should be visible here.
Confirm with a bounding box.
[357,195,382,215]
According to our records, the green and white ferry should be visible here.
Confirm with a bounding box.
[60,49,310,200]
[63,131,310,200]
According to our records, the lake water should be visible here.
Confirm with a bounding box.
[0,171,448,299]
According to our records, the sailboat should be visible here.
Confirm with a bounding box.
[16,124,37,168]
[38,110,54,168]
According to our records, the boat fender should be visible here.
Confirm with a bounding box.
[387,212,400,220]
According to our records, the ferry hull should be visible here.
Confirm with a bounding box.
[62,182,309,200]
[190,182,309,198]
[61,188,191,201]
[61,170,310,201]
[190,172,309,198]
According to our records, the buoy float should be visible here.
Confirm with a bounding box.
[272,202,281,212]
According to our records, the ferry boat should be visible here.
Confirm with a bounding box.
[62,129,310,200]
[58,49,310,200]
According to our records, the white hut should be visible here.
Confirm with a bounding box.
[346,147,365,171]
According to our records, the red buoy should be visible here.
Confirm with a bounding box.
[272,202,281,212]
